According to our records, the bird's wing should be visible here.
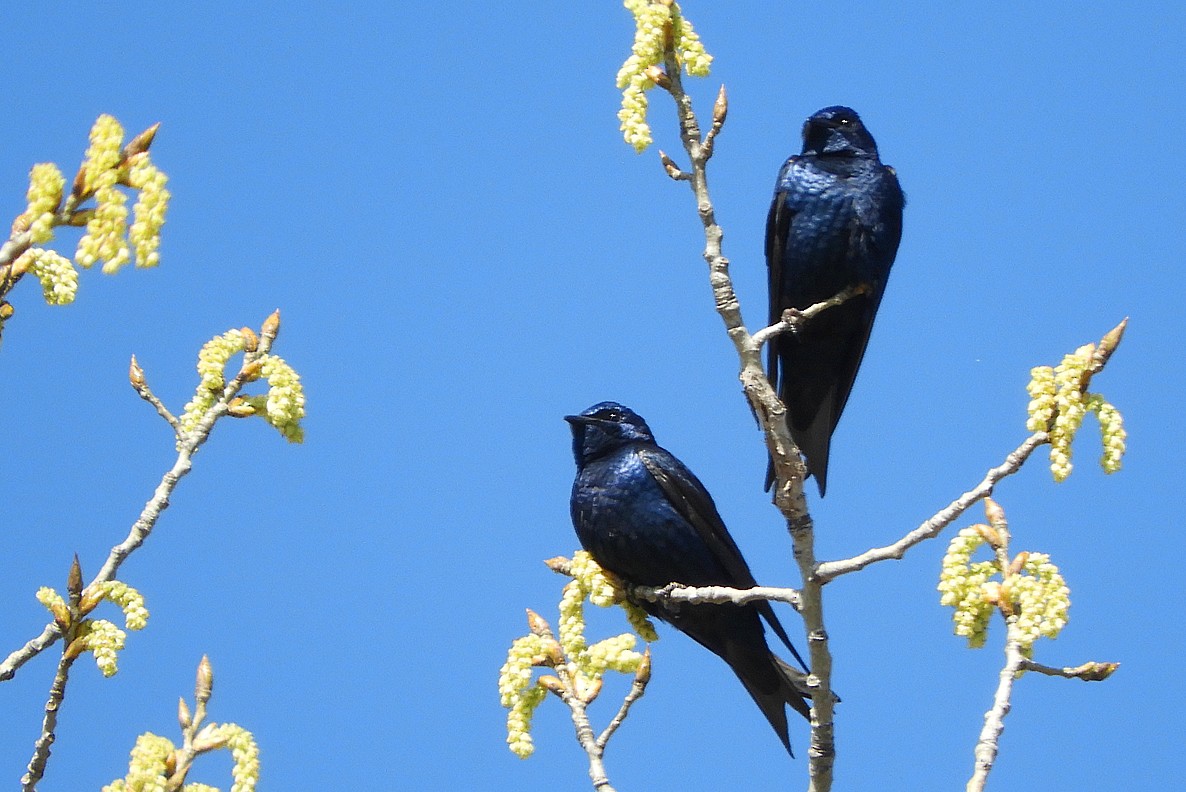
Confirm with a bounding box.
[638,447,808,670]
[764,162,798,386]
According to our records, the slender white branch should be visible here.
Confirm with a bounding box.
[966,623,1026,792]
[816,432,1048,582]
[632,582,801,610]
[559,684,616,792]
[1020,659,1119,681]
[751,285,869,349]
[596,657,650,752]
[657,53,835,791]
[19,652,77,791]
[0,318,279,682]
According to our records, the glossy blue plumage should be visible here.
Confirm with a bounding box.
[766,106,904,496]
[566,402,809,755]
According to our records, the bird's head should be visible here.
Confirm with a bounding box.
[800,106,879,158]
[565,401,655,466]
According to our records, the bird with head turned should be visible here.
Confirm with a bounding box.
[566,401,811,755]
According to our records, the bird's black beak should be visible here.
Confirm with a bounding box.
[564,415,590,426]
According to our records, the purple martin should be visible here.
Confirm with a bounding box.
[766,106,904,496]
[566,402,810,754]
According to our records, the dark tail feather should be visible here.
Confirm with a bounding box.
[762,387,831,497]
[723,642,812,756]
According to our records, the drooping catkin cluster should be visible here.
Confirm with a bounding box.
[36,579,149,677]
[177,326,306,446]
[567,549,657,643]
[7,115,169,315]
[938,500,1070,656]
[498,551,655,758]
[103,726,259,792]
[616,0,713,152]
[103,657,260,792]
[1026,339,1126,482]
[73,115,170,274]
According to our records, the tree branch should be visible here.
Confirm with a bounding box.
[817,432,1048,582]
[558,684,616,792]
[750,285,869,350]
[1020,659,1119,681]
[0,316,280,683]
[631,582,801,610]
[596,654,651,752]
[656,46,836,790]
[19,652,77,791]
[966,622,1026,792]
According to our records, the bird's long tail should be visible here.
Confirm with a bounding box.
[723,642,813,756]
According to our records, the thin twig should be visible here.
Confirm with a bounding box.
[19,653,77,791]
[130,355,181,433]
[816,432,1048,583]
[657,45,836,791]
[751,285,869,350]
[164,655,214,791]
[966,623,1026,792]
[530,612,625,792]
[1020,659,1119,681]
[558,682,616,792]
[631,582,801,610]
[596,653,651,751]
[0,316,280,683]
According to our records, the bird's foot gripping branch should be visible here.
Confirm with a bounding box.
[498,2,1130,791]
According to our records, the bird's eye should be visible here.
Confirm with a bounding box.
[605,409,622,422]
[838,117,851,126]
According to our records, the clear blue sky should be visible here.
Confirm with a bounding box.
[1,2,1181,790]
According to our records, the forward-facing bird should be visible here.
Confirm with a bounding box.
[766,105,904,496]
[566,401,810,754]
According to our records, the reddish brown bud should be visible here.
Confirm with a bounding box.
[226,397,256,418]
[635,648,652,684]
[658,149,685,180]
[1098,318,1128,358]
[64,636,88,661]
[238,358,264,382]
[1088,317,1129,381]
[1008,551,1030,577]
[525,609,553,638]
[544,638,565,667]
[544,556,574,576]
[178,696,193,730]
[71,165,88,199]
[78,586,103,616]
[712,85,728,127]
[67,555,84,600]
[983,498,1007,531]
[48,602,72,631]
[645,65,671,90]
[240,326,259,353]
[195,655,213,703]
[122,122,161,160]
[537,675,565,695]
[972,523,1001,549]
[261,309,281,341]
[129,355,146,389]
